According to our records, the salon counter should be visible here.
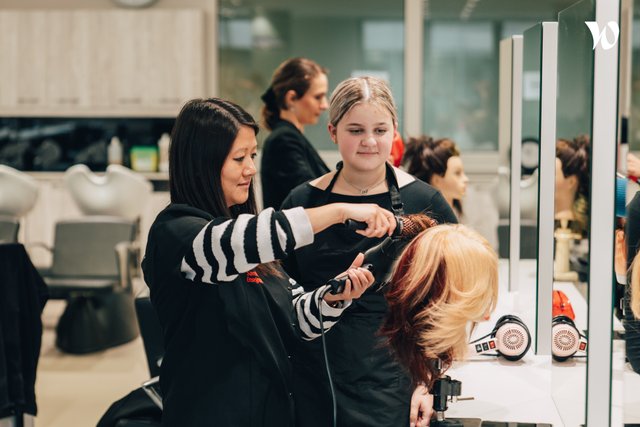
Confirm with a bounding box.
[445,260,560,425]
[444,259,636,426]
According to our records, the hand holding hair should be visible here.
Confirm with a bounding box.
[305,203,397,237]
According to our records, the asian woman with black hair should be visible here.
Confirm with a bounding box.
[142,98,398,427]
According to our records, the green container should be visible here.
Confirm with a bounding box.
[130,146,158,172]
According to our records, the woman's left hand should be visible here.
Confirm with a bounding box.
[410,383,433,427]
[324,253,374,304]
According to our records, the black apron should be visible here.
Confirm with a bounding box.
[293,162,412,427]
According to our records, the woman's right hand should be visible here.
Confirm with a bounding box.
[339,203,397,238]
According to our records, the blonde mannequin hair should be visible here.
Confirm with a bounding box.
[328,76,398,128]
[380,224,498,387]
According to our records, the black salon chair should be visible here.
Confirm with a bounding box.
[96,289,164,427]
[135,288,164,378]
[0,216,19,243]
[39,217,140,353]
[36,164,153,354]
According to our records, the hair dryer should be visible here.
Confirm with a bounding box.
[328,214,437,294]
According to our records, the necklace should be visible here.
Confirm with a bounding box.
[341,174,387,195]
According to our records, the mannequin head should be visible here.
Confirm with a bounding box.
[380,224,498,388]
[555,135,590,234]
[403,136,468,215]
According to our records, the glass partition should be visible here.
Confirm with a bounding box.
[519,24,542,346]
[522,21,558,357]
[552,2,595,425]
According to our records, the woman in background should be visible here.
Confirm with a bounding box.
[142,98,398,426]
[282,76,457,427]
[381,224,499,389]
[260,57,330,209]
[403,136,468,219]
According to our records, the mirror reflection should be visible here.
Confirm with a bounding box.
[550,0,597,425]
[624,0,640,422]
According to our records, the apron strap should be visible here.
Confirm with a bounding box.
[325,161,405,216]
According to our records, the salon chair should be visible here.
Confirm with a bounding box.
[0,216,19,243]
[496,167,539,259]
[96,290,164,427]
[135,288,164,378]
[0,165,40,243]
[39,165,152,353]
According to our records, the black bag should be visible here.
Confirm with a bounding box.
[97,387,161,427]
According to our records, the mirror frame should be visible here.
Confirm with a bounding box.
[586,0,619,424]
[509,35,523,294]
[534,21,559,356]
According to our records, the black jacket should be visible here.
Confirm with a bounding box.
[260,120,329,209]
[282,179,457,427]
[0,244,48,418]
[142,204,299,427]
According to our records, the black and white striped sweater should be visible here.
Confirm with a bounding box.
[180,206,350,340]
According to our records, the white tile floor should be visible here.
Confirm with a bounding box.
[34,300,149,427]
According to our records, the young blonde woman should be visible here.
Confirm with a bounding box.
[381,224,499,389]
[260,57,330,209]
[281,77,457,427]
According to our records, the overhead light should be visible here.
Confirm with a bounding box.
[251,9,282,49]
[459,0,481,20]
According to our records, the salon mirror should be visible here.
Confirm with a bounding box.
[552,0,620,425]
[550,1,595,424]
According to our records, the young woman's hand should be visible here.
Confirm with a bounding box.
[324,253,374,304]
[339,203,397,238]
[409,383,434,427]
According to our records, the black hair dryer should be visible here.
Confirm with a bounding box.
[328,220,409,294]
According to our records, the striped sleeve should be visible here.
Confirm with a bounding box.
[290,278,351,341]
[181,207,314,283]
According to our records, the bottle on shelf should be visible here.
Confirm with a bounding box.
[108,136,123,166]
[158,133,170,173]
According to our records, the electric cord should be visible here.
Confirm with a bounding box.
[317,288,338,427]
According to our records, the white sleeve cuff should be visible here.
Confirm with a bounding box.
[317,285,352,314]
[283,207,314,249]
